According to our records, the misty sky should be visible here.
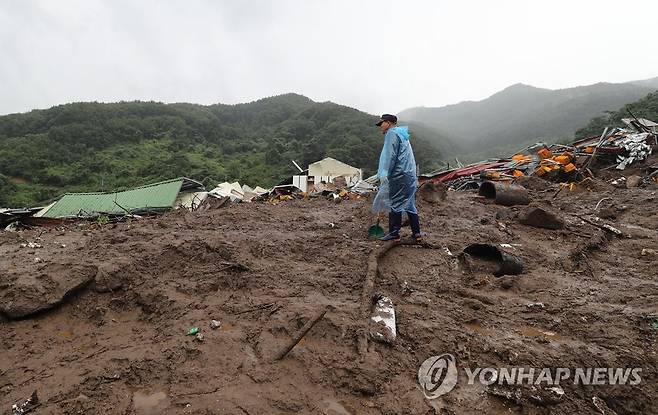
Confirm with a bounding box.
[1,0,657,116]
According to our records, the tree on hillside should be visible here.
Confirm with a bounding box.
[575,92,658,139]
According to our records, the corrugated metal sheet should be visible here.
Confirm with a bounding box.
[41,178,201,218]
[419,161,507,184]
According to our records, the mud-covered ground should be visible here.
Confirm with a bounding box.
[1,162,657,414]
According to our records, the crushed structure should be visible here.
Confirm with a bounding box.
[292,157,363,192]
[419,119,658,191]
[33,178,205,220]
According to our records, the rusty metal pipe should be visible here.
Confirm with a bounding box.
[478,181,530,206]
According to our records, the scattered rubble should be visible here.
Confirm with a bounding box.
[19,242,41,249]
[11,391,38,415]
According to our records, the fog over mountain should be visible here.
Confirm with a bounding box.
[400,78,658,161]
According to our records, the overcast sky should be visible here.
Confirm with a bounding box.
[1,0,657,116]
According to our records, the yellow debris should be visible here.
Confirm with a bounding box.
[538,148,553,159]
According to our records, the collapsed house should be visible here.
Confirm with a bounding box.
[292,157,363,192]
[22,178,205,226]
[0,207,42,228]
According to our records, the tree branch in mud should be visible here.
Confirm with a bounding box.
[271,304,333,362]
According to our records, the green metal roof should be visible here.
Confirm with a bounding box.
[41,178,203,218]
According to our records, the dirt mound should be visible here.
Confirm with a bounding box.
[1,172,657,413]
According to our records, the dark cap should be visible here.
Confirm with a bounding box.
[375,114,397,126]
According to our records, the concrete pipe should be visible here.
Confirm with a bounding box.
[478,181,530,206]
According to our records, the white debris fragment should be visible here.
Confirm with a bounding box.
[526,302,545,309]
[548,386,564,397]
[601,224,622,236]
[210,320,222,330]
[610,177,626,187]
[370,296,396,343]
[615,133,652,170]
[11,391,38,415]
[20,242,42,249]
[500,243,522,249]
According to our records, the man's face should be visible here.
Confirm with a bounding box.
[379,121,391,134]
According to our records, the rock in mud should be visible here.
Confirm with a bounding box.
[93,260,131,293]
[626,175,642,188]
[514,175,550,191]
[519,207,564,230]
[418,182,447,204]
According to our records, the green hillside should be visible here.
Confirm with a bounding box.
[400,80,657,161]
[575,91,658,138]
[0,94,449,207]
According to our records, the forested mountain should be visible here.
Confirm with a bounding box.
[575,91,658,138]
[0,94,451,206]
[400,79,658,161]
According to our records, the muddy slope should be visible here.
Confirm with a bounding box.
[1,175,657,414]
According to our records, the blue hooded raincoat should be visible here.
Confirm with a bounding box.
[372,126,418,214]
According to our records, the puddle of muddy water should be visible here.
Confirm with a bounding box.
[464,323,493,336]
[321,398,353,415]
[518,326,564,340]
[132,390,170,414]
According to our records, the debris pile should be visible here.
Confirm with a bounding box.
[208,182,269,203]
[419,119,658,192]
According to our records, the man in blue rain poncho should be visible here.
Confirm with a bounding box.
[372,114,422,242]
